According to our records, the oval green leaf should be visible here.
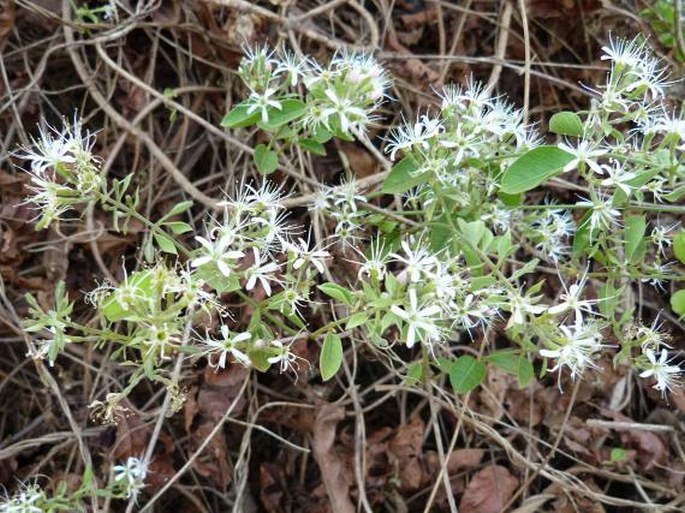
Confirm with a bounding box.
[382,156,427,194]
[500,145,575,194]
[674,231,685,264]
[320,333,343,381]
[671,289,685,318]
[449,355,486,393]
[254,144,279,175]
[221,102,260,128]
[549,111,584,137]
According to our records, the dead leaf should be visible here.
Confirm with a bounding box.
[0,0,14,46]
[146,455,176,490]
[511,494,554,513]
[607,411,667,468]
[187,421,232,488]
[337,142,377,179]
[311,403,354,513]
[389,415,425,491]
[112,403,149,459]
[447,448,484,474]
[459,465,519,513]
[259,463,286,513]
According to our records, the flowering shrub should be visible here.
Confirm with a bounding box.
[9,35,685,507]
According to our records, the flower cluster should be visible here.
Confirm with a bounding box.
[353,237,504,353]
[0,483,45,513]
[383,79,540,244]
[113,456,148,500]
[237,45,389,137]
[16,116,104,229]
[313,178,369,249]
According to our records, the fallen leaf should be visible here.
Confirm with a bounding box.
[111,403,149,459]
[447,448,484,474]
[389,415,425,491]
[310,403,354,513]
[259,463,286,513]
[187,421,232,488]
[459,465,519,513]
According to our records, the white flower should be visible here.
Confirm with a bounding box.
[540,315,604,385]
[321,87,368,133]
[645,108,685,149]
[390,288,442,349]
[391,240,438,283]
[287,237,330,274]
[577,194,621,234]
[639,349,681,395]
[548,270,597,318]
[244,181,287,211]
[267,339,303,373]
[281,286,309,318]
[450,294,486,331]
[650,222,678,255]
[384,114,444,160]
[332,178,366,212]
[506,290,547,328]
[599,161,637,196]
[16,116,97,174]
[558,140,607,175]
[601,36,646,68]
[113,456,148,499]
[190,234,244,277]
[357,240,389,281]
[246,87,282,124]
[244,248,280,296]
[624,56,669,99]
[274,50,309,87]
[203,326,251,369]
[251,208,295,251]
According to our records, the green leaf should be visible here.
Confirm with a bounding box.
[598,283,621,318]
[381,156,427,194]
[258,99,306,130]
[254,144,279,175]
[320,333,343,381]
[500,145,575,194]
[549,111,584,137]
[673,231,685,264]
[312,126,332,143]
[318,282,355,306]
[671,289,685,317]
[457,219,487,248]
[498,191,523,207]
[405,361,423,386]
[298,138,327,156]
[573,209,593,257]
[346,312,369,329]
[429,214,452,253]
[609,447,627,464]
[221,102,260,128]
[664,185,685,202]
[486,351,534,388]
[624,214,647,264]
[164,221,193,234]
[449,356,486,393]
[510,258,540,281]
[154,232,178,255]
[161,200,194,221]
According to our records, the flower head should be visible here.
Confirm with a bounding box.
[540,315,605,388]
[113,456,148,499]
[202,326,252,369]
[639,348,681,396]
[390,288,443,349]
